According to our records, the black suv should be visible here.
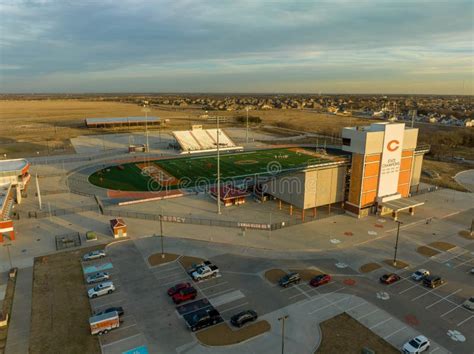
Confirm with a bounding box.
[423,275,444,288]
[278,272,301,288]
[187,309,222,332]
[230,310,258,328]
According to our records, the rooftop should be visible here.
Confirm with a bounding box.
[85,116,160,125]
[0,158,29,173]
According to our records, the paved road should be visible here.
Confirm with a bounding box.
[454,169,474,192]
[5,267,33,354]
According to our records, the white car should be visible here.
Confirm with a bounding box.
[86,272,110,284]
[402,335,430,353]
[462,297,474,311]
[470,268,474,275]
[88,282,115,298]
[411,269,430,281]
[83,250,106,261]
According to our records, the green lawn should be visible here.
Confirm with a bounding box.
[88,148,336,191]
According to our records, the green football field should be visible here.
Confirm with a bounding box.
[88,148,334,191]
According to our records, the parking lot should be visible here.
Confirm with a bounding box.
[77,238,468,354]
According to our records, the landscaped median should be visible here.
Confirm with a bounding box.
[148,253,180,266]
[315,312,398,354]
[195,320,271,346]
[359,263,382,273]
[29,246,104,354]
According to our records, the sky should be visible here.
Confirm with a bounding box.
[0,0,473,94]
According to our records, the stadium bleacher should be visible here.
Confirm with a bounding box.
[172,128,242,153]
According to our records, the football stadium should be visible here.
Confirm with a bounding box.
[88,122,429,219]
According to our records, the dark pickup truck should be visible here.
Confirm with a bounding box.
[185,308,223,332]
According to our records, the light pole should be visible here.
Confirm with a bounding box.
[216,116,221,215]
[3,243,13,269]
[393,220,403,267]
[142,101,150,153]
[160,214,165,258]
[278,315,289,354]
[245,106,250,144]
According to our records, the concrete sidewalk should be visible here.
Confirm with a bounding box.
[5,267,33,354]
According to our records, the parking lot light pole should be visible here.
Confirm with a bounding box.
[393,220,403,267]
[160,214,165,258]
[278,315,289,354]
[3,243,13,269]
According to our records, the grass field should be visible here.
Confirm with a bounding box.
[89,148,341,191]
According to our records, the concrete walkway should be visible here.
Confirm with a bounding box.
[5,267,33,354]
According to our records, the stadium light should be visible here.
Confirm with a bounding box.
[245,106,250,144]
[278,315,289,354]
[217,116,221,215]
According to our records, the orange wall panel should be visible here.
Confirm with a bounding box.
[397,184,410,197]
[363,162,380,177]
[365,155,381,163]
[402,150,414,157]
[361,191,377,206]
[398,170,411,185]
[400,157,412,171]
[362,176,378,192]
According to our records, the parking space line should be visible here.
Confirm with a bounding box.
[429,347,440,353]
[398,283,418,294]
[453,257,474,268]
[302,286,347,306]
[384,326,406,339]
[100,332,142,348]
[425,289,462,309]
[370,317,392,329]
[199,281,228,291]
[154,272,186,281]
[289,292,306,300]
[346,301,368,312]
[219,302,249,314]
[411,283,446,301]
[308,296,351,315]
[152,266,181,273]
[92,298,125,310]
[206,288,235,298]
[457,315,473,327]
[440,304,463,317]
[357,309,379,320]
[160,277,190,287]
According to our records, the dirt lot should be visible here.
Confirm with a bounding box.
[316,312,398,354]
[29,246,104,354]
[148,253,180,266]
[359,263,382,273]
[0,100,199,157]
[195,321,271,346]
[289,268,323,281]
[264,269,287,284]
[417,246,441,257]
[421,160,470,191]
[429,241,456,251]
[178,256,205,271]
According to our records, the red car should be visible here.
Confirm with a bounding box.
[172,286,197,304]
[379,273,401,284]
[167,282,192,296]
[310,274,331,287]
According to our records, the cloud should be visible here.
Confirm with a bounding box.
[0,0,472,93]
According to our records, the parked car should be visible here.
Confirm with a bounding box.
[83,250,106,261]
[172,286,197,304]
[230,310,258,328]
[310,274,331,287]
[402,335,430,353]
[95,306,124,317]
[88,281,115,299]
[278,272,301,288]
[411,269,430,281]
[423,275,444,288]
[187,261,212,275]
[191,265,219,281]
[86,272,110,284]
[470,268,474,275]
[462,297,474,311]
[167,282,192,296]
[89,311,120,335]
[379,273,401,284]
[186,309,222,332]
